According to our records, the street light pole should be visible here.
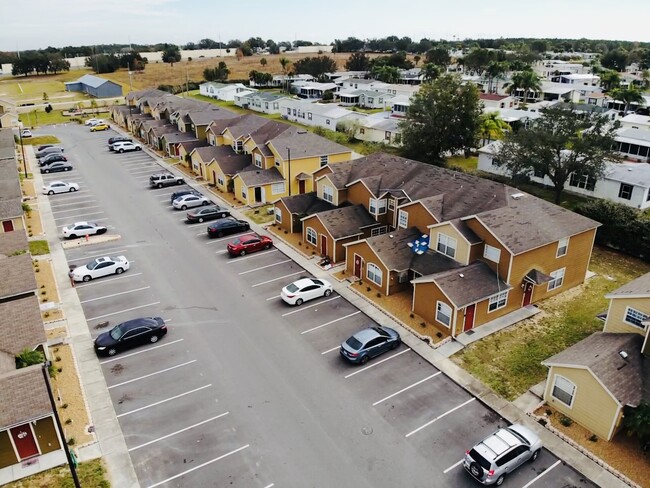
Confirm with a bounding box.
[42,362,81,488]
[18,130,27,178]
[287,147,291,196]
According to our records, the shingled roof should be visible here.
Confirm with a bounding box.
[305,204,375,239]
[279,192,336,215]
[223,114,270,140]
[194,146,250,175]
[543,332,646,407]
[269,126,351,160]
[0,295,46,358]
[236,167,285,187]
[0,254,37,300]
[0,365,52,429]
[0,231,28,258]
[606,272,650,299]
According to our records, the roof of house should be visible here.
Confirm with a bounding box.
[543,332,646,407]
[0,129,14,161]
[0,254,37,300]
[200,82,228,90]
[193,146,224,162]
[126,88,168,101]
[603,162,650,188]
[65,74,117,88]
[224,114,270,139]
[207,147,251,175]
[177,140,206,153]
[621,114,650,126]
[606,272,650,299]
[0,295,46,357]
[139,119,169,130]
[278,192,336,215]
[187,108,237,126]
[236,167,285,187]
[480,93,509,101]
[307,204,376,239]
[249,92,288,102]
[0,231,28,258]
[412,261,511,308]
[0,365,53,429]
[246,120,293,156]
[616,128,650,145]
[150,125,178,137]
[268,126,351,159]
[161,132,199,145]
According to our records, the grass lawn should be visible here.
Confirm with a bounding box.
[29,240,50,256]
[243,205,275,224]
[446,155,478,171]
[3,458,109,488]
[453,246,650,400]
[20,135,61,146]
[20,110,111,128]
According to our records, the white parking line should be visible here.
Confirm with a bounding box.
[51,205,102,214]
[238,259,292,275]
[145,444,249,488]
[226,248,277,258]
[215,250,228,255]
[205,235,240,244]
[521,459,560,488]
[129,169,157,175]
[301,311,361,335]
[344,348,411,378]
[79,286,150,304]
[251,271,304,287]
[265,294,281,301]
[128,411,229,452]
[117,384,211,418]
[321,345,340,355]
[282,296,340,316]
[372,372,442,406]
[443,459,464,474]
[76,273,142,288]
[50,198,97,208]
[405,398,476,437]
[100,339,184,364]
[67,249,128,262]
[108,360,196,389]
[87,301,161,321]
[55,211,105,221]
[263,484,275,488]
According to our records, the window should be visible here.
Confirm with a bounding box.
[436,234,457,259]
[398,210,408,228]
[618,183,633,200]
[217,176,225,186]
[359,128,365,134]
[556,237,569,257]
[436,301,452,328]
[484,245,501,263]
[271,182,286,195]
[254,153,262,168]
[235,141,243,153]
[275,158,280,167]
[287,108,291,115]
[326,119,331,125]
[274,207,282,223]
[385,131,392,140]
[387,199,395,210]
[306,227,317,246]
[533,167,545,178]
[624,307,649,329]
[308,113,312,120]
[241,189,247,199]
[367,263,383,286]
[320,155,329,167]
[569,172,596,191]
[369,198,387,215]
[292,109,297,116]
[371,226,387,237]
[322,186,334,203]
[265,102,269,109]
[548,268,565,291]
[551,375,576,407]
[488,290,508,312]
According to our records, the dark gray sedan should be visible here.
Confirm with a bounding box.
[186,205,230,223]
[340,326,401,364]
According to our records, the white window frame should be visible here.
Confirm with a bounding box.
[551,374,576,408]
[369,198,387,216]
[320,155,329,167]
[488,290,509,312]
[366,263,383,286]
[556,237,569,257]
[254,153,263,168]
[436,233,457,259]
[322,185,334,203]
[274,207,282,223]
[436,301,452,328]
[483,244,501,263]
[547,267,565,291]
[306,227,317,246]
[387,199,395,211]
[397,210,408,228]
[370,226,388,237]
[271,182,286,195]
[217,176,225,186]
[624,306,649,329]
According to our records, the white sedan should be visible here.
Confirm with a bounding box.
[43,181,79,195]
[62,221,107,239]
[281,278,333,306]
[84,118,104,126]
[72,256,130,282]
[172,194,211,210]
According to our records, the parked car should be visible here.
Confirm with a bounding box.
[108,136,132,149]
[62,221,107,239]
[150,173,184,188]
[186,205,230,223]
[340,326,400,364]
[36,144,54,152]
[21,129,33,138]
[113,141,142,153]
[40,161,73,174]
[90,123,109,132]
[207,217,250,238]
[226,233,273,256]
[170,189,201,204]
[38,153,68,166]
[464,424,542,486]
[72,256,130,282]
[172,194,210,210]
[43,181,79,195]
[94,317,167,356]
[281,278,333,306]
[36,146,64,158]
[85,118,104,126]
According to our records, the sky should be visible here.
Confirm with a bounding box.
[1,0,649,52]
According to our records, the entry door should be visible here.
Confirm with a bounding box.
[298,180,306,194]
[254,187,263,203]
[320,235,327,257]
[354,255,363,279]
[463,304,475,332]
[10,424,39,460]
[2,220,14,232]
[523,282,534,306]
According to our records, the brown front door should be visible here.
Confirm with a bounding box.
[298,180,306,194]
[354,255,362,279]
[463,304,475,332]
[2,220,14,232]
[320,235,327,257]
[10,424,39,460]
[523,282,534,306]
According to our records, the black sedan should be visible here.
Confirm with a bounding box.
[340,326,401,364]
[94,317,167,356]
[186,205,230,223]
[40,162,73,174]
[207,217,250,238]
[38,153,68,167]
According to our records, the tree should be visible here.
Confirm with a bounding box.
[260,57,267,67]
[623,403,650,451]
[85,54,120,73]
[249,70,273,86]
[485,61,508,93]
[413,55,421,66]
[345,52,370,71]
[293,56,337,80]
[279,57,291,73]
[400,74,482,165]
[506,70,541,104]
[495,105,621,203]
[204,61,230,82]
[599,69,621,92]
[161,44,181,66]
[48,54,70,74]
[478,112,510,145]
[421,63,441,82]
[425,47,450,68]
[16,348,44,368]
[333,37,365,53]
[601,49,628,71]
[611,87,645,115]
[371,65,400,83]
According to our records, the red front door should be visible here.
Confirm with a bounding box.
[463,304,475,332]
[354,255,362,279]
[320,235,327,257]
[10,424,39,460]
[523,282,534,306]
[298,180,306,194]
[2,220,14,232]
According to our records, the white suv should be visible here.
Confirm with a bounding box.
[112,141,142,153]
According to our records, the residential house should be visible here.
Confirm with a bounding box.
[188,145,249,187]
[619,114,650,132]
[542,272,650,441]
[233,90,258,108]
[176,140,206,165]
[294,82,338,99]
[199,83,253,102]
[551,73,600,86]
[279,99,364,130]
[398,68,424,85]
[509,81,579,104]
[337,78,389,92]
[480,93,518,111]
[199,82,228,98]
[0,131,24,233]
[241,92,289,115]
[355,115,402,146]
[388,95,411,117]
[615,128,650,163]
[250,74,314,89]
[273,192,335,233]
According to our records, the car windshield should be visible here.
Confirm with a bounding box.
[469,448,491,470]
[345,336,363,350]
[286,283,299,293]
[86,260,99,270]
[110,325,125,340]
[231,238,241,245]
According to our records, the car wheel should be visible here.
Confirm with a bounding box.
[115,268,124,275]
[202,201,208,206]
[198,217,204,223]
[83,275,92,282]
[150,335,159,343]
[390,341,399,350]
[181,205,187,210]
[68,234,77,239]
[69,187,76,192]
[495,474,506,486]
[295,298,303,306]
[48,190,54,195]
[324,289,332,297]
[157,183,163,188]
[239,250,246,256]
[359,355,369,365]
[107,348,117,356]
[119,149,124,153]
[217,231,224,238]
[264,243,271,250]
[136,147,141,151]
[177,180,184,185]
[64,167,69,171]
[531,450,540,462]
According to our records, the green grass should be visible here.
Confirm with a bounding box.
[446,155,478,171]
[29,240,50,256]
[3,457,109,488]
[20,135,61,146]
[453,246,650,400]
[20,110,111,128]
[244,205,275,224]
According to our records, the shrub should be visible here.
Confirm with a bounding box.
[410,313,415,318]
[22,202,32,214]
[62,403,68,409]
[545,408,553,416]
[436,331,442,338]
[588,434,598,442]
[559,416,573,427]
[67,438,75,446]
[65,418,72,425]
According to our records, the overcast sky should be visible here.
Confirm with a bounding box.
[1,0,649,51]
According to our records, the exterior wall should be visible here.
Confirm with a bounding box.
[317,178,340,206]
[429,223,471,265]
[192,124,209,141]
[604,296,650,335]
[544,366,620,440]
[189,152,205,176]
[301,215,331,259]
[177,146,193,168]
[273,200,295,233]
[464,218,512,279]
[412,281,456,336]
[0,431,17,468]
[345,182,373,209]
[233,177,249,205]
[33,418,60,455]
[211,164,232,192]
[0,217,25,233]
[344,241,389,294]
[398,202,437,233]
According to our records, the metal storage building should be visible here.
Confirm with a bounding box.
[64,74,123,98]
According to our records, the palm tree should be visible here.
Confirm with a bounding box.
[506,70,541,104]
[641,69,650,89]
[478,112,510,145]
[421,63,441,82]
[599,70,621,92]
[485,61,507,93]
[611,87,645,115]
[279,57,291,93]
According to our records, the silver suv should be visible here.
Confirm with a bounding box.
[464,423,542,486]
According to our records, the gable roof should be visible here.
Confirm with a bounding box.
[0,254,37,300]
[66,74,116,88]
[187,108,237,126]
[236,167,285,187]
[0,365,53,429]
[0,231,28,258]
[543,332,646,407]
[223,114,270,139]
[278,192,336,215]
[305,204,375,239]
[177,140,206,154]
[0,295,46,357]
[606,272,650,299]
[268,126,351,159]
[246,120,292,156]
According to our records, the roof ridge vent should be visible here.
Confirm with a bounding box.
[511,192,525,200]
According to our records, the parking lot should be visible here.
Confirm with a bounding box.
[45,125,597,487]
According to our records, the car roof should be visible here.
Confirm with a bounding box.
[118,317,158,330]
[291,278,319,288]
[475,427,530,461]
[352,327,384,343]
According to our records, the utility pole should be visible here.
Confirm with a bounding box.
[287,147,291,196]
[128,63,133,93]
[18,130,27,178]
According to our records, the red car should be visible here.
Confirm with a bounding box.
[226,233,273,256]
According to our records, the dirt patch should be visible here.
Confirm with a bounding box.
[206,185,244,208]
[534,405,649,486]
[243,205,274,225]
[33,258,60,306]
[45,326,67,341]
[48,343,94,447]
[266,225,313,258]
[21,178,36,198]
[25,208,43,237]
[43,310,64,323]
[2,457,109,488]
